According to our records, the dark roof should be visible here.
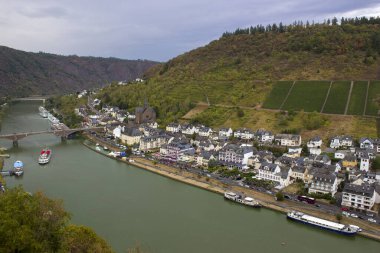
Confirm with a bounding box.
[260,162,279,172]
[123,127,142,136]
[343,183,375,197]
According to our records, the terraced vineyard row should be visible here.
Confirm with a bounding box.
[262,80,380,116]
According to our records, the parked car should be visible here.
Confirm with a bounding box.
[368,218,377,223]
[350,213,358,218]
[342,211,350,217]
[366,213,375,217]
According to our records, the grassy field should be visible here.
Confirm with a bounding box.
[347,81,368,115]
[322,81,351,114]
[282,81,330,112]
[182,103,209,119]
[366,81,380,116]
[262,81,293,109]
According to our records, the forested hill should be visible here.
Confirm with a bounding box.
[146,17,380,82]
[98,17,380,124]
[0,46,158,97]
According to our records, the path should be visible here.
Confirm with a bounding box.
[320,81,333,113]
[363,81,370,116]
[344,80,354,115]
[279,81,296,110]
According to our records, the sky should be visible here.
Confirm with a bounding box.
[1,0,380,62]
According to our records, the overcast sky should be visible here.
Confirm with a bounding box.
[1,0,380,61]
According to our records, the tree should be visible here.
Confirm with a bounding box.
[237,107,245,118]
[0,187,114,253]
[336,213,342,223]
[275,191,284,201]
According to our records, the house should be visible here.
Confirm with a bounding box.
[139,135,169,152]
[160,141,195,163]
[234,128,254,140]
[291,166,308,182]
[330,136,353,149]
[373,139,380,153]
[359,153,370,172]
[255,129,274,143]
[218,144,253,170]
[258,162,293,188]
[198,127,213,137]
[178,150,196,163]
[112,125,123,139]
[198,140,215,152]
[196,151,216,167]
[219,128,233,138]
[314,154,331,165]
[334,150,349,159]
[309,147,322,155]
[308,172,338,195]
[274,134,302,147]
[342,183,376,213]
[359,138,374,149]
[181,124,197,135]
[307,136,322,148]
[342,154,358,169]
[120,127,143,146]
[166,123,181,133]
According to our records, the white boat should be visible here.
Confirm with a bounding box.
[39,106,48,118]
[287,211,359,235]
[47,113,60,124]
[95,146,101,151]
[224,192,261,207]
[103,146,109,151]
[13,160,24,176]
[38,148,52,165]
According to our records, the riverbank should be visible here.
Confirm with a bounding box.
[82,134,380,242]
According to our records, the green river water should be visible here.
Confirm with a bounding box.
[1,101,379,253]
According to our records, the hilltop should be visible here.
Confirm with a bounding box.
[0,46,158,97]
[95,18,380,137]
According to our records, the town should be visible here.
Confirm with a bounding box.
[67,90,380,225]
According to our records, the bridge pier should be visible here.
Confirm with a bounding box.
[12,140,18,147]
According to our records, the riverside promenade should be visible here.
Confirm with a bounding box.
[83,133,380,242]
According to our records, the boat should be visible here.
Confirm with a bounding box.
[38,148,52,165]
[103,146,109,151]
[224,192,261,207]
[95,146,101,151]
[47,113,60,124]
[13,160,24,176]
[39,106,48,118]
[287,211,359,235]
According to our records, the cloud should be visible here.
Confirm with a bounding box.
[0,0,379,61]
[18,6,68,19]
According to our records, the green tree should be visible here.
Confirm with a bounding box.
[275,191,284,201]
[0,187,114,253]
[336,213,342,223]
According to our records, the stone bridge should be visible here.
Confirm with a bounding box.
[0,126,104,146]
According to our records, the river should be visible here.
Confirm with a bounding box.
[1,101,379,253]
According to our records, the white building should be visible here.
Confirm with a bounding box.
[342,183,376,213]
[198,127,213,137]
[234,128,254,140]
[360,153,370,172]
[307,136,322,148]
[274,134,302,147]
[255,129,274,143]
[330,136,353,149]
[166,123,181,133]
[258,162,293,188]
[308,172,338,196]
[359,138,374,149]
[218,144,253,170]
[219,128,233,138]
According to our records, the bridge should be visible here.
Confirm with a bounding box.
[12,96,49,103]
[0,126,104,147]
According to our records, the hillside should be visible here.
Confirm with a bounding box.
[96,18,380,136]
[0,46,158,97]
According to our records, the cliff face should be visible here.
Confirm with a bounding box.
[0,46,158,97]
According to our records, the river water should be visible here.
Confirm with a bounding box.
[1,101,379,253]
